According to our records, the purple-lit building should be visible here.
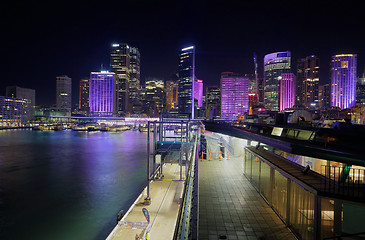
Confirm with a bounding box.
[220,72,249,119]
[90,71,117,117]
[331,54,357,109]
[280,73,296,111]
[194,79,203,108]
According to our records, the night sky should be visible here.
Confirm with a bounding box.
[1,0,364,106]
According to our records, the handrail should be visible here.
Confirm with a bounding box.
[173,130,199,240]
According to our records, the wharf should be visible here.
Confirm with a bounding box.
[106,163,185,240]
[199,154,297,240]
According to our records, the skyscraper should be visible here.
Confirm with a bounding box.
[319,84,330,109]
[264,51,291,111]
[110,43,140,116]
[205,86,220,119]
[6,86,36,120]
[178,46,195,118]
[79,78,90,112]
[330,54,357,109]
[296,55,320,108]
[280,73,296,111]
[356,71,365,105]
[194,79,203,108]
[144,78,165,117]
[129,46,141,112]
[166,78,178,112]
[89,71,117,117]
[220,72,249,119]
[56,75,72,116]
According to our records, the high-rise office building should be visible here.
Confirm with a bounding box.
[330,54,357,109]
[89,71,117,117]
[129,46,141,112]
[356,71,365,105]
[220,72,249,119]
[264,51,291,111]
[205,86,220,119]
[0,96,26,126]
[166,79,178,112]
[110,43,140,115]
[319,84,331,109]
[194,79,203,108]
[296,55,320,108]
[79,78,90,112]
[280,73,296,111]
[178,46,195,118]
[56,75,72,116]
[6,86,35,120]
[144,78,165,117]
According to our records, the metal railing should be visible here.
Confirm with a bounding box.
[321,165,365,200]
[173,131,199,240]
[323,231,365,239]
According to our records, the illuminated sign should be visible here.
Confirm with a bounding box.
[248,93,256,96]
[112,44,119,47]
[181,46,194,51]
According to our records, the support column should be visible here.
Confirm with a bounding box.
[314,195,322,240]
[334,199,342,236]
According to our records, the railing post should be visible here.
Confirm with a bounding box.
[145,121,151,204]
[314,195,322,240]
[286,178,291,226]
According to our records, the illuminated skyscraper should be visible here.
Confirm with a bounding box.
[178,46,195,118]
[264,51,291,111]
[144,78,165,116]
[296,55,320,108]
[56,75,72,116]
[356,71,365,105]
[89,71,117,117]
[6,86,35,120]
[220,72,249,119]
[319,84,330,109]
[166,78,178,111]
[331,54,357,109]
[205,86,220,119]
[194,79,203,108]
[110,43,140,115]
[280,73,296,111]
[79,78,90,112]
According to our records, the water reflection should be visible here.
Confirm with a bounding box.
[0,130,147,240]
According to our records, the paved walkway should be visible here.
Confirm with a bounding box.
[199,156,297,240]
[107,163,184,240]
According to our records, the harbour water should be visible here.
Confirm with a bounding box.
[0,129,147,240]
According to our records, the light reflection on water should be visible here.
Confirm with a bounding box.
[0,129,147,240]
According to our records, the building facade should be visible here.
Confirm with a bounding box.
[220,72,249,119]
[280,73,296,111]
[89,71,117,117]
[205,86,220,119]
[296,55,320,108]
[0,96,26,126]
[144,78,165,117]
[264,51,291,111]
[110,43,141,116]
[79,78,90,112]
[319,84,331,109]
[330,54,357,109]
[56,75,72,116]
[6,86,35,120]
[165,79,178,112]
[178,46,195,118]
[356,72,365,105]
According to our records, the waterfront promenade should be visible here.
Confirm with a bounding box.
[199,155,297,240]
[106,163,184,240]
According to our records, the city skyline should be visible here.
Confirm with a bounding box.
[1,1,365,105]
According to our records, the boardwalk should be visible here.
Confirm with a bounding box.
[107,163,184,240]
[199,155,297,240]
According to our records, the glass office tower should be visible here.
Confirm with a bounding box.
[178,46,195,118]
[90,71,117,117]
[56,75,72,116]
[264,51,291,111]
[79,78,90,112]
[297,55,320,108]
[330,54,357,109]
[280,73,296,111]
[220,72,249,119]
